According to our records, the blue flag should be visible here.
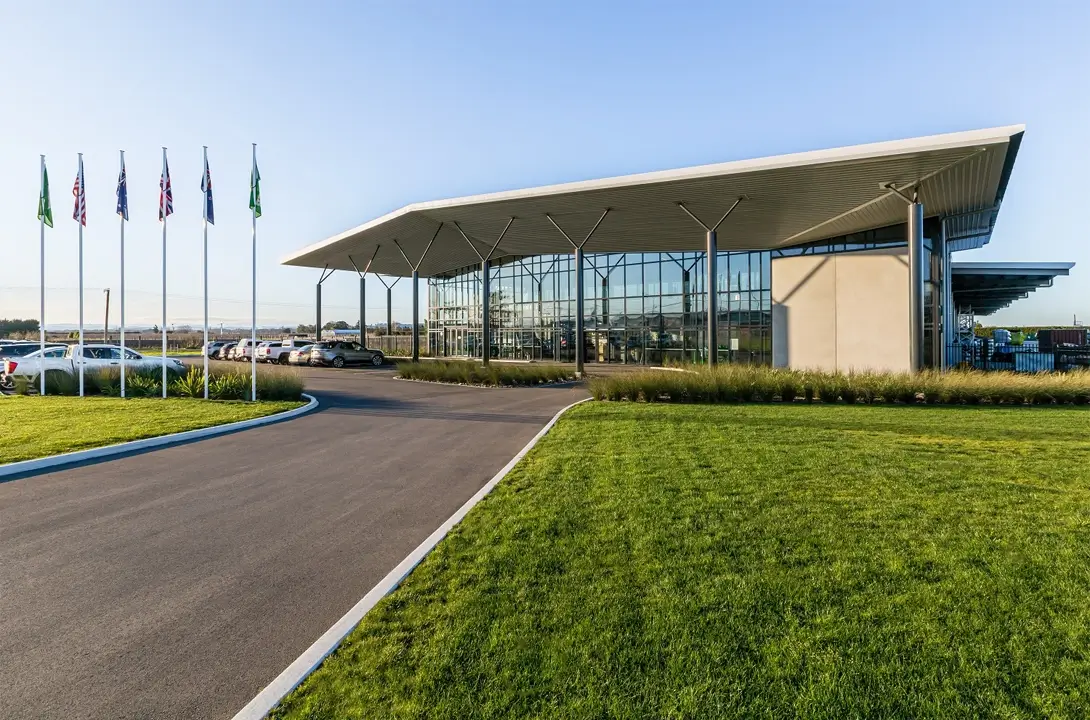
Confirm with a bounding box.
[116,160,129,221]
[201,155,214,225]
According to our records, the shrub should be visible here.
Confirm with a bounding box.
[171,367,207,398]
[210,373,247,400]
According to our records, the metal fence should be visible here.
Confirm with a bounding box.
[948,342,1090,372]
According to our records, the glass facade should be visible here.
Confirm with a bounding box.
[428,251,772,365]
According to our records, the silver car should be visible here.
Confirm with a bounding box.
[309,341,384,369]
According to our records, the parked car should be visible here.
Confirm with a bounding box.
[287,344,314,366]
[309,341,385,368]
[220,342,238,360]
[0,341,66,361]
[258,338,313,364]
[1,346,68,389]
[203,340,230,358]
[1,344,185,385]
[233,338,265,361]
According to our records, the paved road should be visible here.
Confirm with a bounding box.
[0,366,587,719]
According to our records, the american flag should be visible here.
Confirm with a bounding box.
[159,156,174,221]
[72,157,86,226]
[201,155,214,225]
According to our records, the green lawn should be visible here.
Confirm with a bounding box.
[0,396,302,464]
[272,403,1090,720]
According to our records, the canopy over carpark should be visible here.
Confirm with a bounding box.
[282,125,1024,278]
[952,262,1075,315]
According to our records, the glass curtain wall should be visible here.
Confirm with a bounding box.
[428,251,772,365]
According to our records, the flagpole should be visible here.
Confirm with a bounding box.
[251,143,257,402]
[120,150,127,399]
[161,147,168,399]
[39,155,46,397]
[77,153,85,398]
[203,146,210,400]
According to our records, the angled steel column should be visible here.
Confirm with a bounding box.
[394,225,443,364]
[453,218,513,366]
[546,210,610,377]
[678,197,744,366]
[574,245,585,374]
[706,230,718,364]
[316,283,321,342]
[908,199,925,371]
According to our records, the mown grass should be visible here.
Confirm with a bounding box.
[589,364,1090,406]
[271,403,1090,720]
[397,360,576,386]
[0,396,302,464]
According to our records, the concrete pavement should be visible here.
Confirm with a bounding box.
[0,366,587,719]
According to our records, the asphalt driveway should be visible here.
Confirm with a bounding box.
[0,366,587,719]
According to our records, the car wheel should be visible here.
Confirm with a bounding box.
[278,354,289,365]
[370,353,384,366]
[332,356,345,369]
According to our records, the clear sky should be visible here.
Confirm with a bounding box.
[1,0,1087,330]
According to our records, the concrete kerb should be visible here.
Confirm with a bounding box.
[232,396,594,720]
[0,394,319,481]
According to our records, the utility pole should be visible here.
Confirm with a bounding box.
[103,288,111,343]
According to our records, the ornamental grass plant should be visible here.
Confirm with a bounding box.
[588,365,1090,406]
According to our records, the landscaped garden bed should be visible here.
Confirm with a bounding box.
[11,365,305,401]
[589,365,1090,405]
[396,360,576,387]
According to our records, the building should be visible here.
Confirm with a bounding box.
[283,125,1074,374]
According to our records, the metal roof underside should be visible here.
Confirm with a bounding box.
[284,125,1025,278]
[952,262,1074,315]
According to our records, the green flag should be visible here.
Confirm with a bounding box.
[249,160,261,218]
[38,164,53,228]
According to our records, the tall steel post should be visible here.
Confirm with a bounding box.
[706,230,718,366]
[411,270,420,361]
[359,276,366,345]
[481,259,491,365]
[574,246,585,375]
[908,200,925,371]
[387,286,393,336]
[315,283,322,342]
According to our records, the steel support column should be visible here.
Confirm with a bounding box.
[393,225,443,364]
[939,220,948,370]
[453,219,513,367]
[359,277,366,345]
[481,259,491,362]
[574,245,585,375]
[678,197,743,367]
[316,283,322,342]
[908,200,925,371]
[545,210,610,377]
[411,269,420,361]
[706,230,718,365]
[387,285,393,335]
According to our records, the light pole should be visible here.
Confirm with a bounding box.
[103,288,111,343]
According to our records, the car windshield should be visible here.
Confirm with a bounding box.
[315,342,336,349]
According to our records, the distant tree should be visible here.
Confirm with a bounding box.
[0,318,40,336]
[323,320,350,331]
[295,324,316,334]
[151,324,160,334]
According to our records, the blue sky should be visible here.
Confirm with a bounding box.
[1,0,1087,329]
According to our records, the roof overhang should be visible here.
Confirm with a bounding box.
[284,125,1025,278]
[952,262,1074,315]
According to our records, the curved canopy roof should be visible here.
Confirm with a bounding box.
[283,125,1025,278]
[952,262,1074,315]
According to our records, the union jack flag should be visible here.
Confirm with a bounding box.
[72,157,86,226]
[159,155,174,221]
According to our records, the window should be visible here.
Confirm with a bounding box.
[125,349,142,360]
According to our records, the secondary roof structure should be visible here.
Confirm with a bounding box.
[952,262,1075,315]
[283,125,1025,277]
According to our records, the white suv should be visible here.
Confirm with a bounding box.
[258,338,312,364]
